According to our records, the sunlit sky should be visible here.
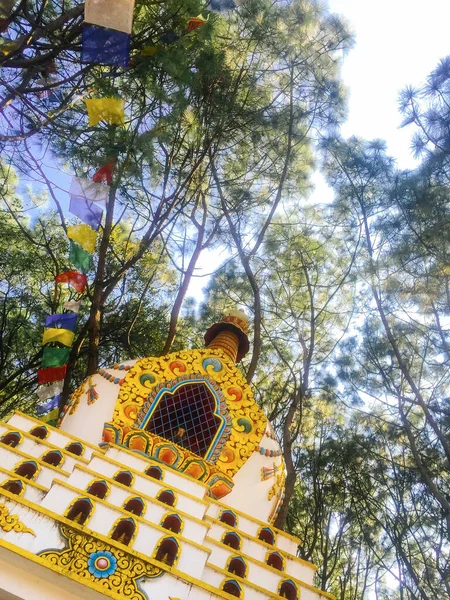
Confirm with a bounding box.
[189,0,450,299]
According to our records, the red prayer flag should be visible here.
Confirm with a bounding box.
[38,365,67,385]
[93,159,116,184]
[55,271,87,293]
[186,16,207,32]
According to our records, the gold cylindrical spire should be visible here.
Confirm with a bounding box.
[204,309,250,363]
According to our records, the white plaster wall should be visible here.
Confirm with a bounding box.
[202,566,268,600]
[59,362,137,447]
[0,446,69,489]
[0,472,45,504]
[275,533,299,556]
[106,446,208,499]
[139,572,220,600]
[7,413,97,461]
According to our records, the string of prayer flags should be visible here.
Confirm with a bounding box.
[82,25,130,68]
[84,0,135,34]
[186,14,208,33]
[85,98,125,126]
[69,239,93,274]
[67,224,98,253]
[42,347,71,368]
[93,159,116,184]
[55,271,87,293]
[70,176,109,204]
[42,327,75,347]
[36,395,61,417]
[36,380,64,401]
[63,300,82,314]
[45,313,78,331]
[69,197,103,230]
[38,365,67,385]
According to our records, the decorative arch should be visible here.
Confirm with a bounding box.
[266,551,284,571]
[65,497,93,525]
[29,425,49,440]
[157,489,176,507]
[113,470,133,487]
[279,579,298,600]
[41,450,64,467]
[0,431,22,447]
[14,460,39,480]
[153,536,179,567]
[123,496,145,517]
[220,510,237,527]
[136,377,229,460]
[145,465,162,480]
[222,579,241,598]
[222,531,241,550]
[161,513,182,534]
[65,442,84,456]
[110,517,137,546]
[87,479,109,499]
[258,526,275,545]
[1,479,24,496]
[227,556,247,578]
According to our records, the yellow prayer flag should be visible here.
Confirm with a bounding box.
[67,224,98,254]
[85,98,125,126]
[42,328,75,347]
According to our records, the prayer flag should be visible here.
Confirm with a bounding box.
[84,0,135,34]
[36,395,61,416]
[37,381,63,401]
[69,239,93,274]
[38,365,67,385]
[0,38,20,54]
[85,97,125,126]
[67,224,98,254]
[69,196,103,231]
[64,300,82,313]
[82,25,130,68]
[42,328,75,347]
[206,0,237,11]
[187,15,208,32]
[70,176,110,204]
[45,313,78,331]
[158,32,179,45]
[141,46,159,56]
[93,159,116,184]
[55,271,87,293]
[42,347,71,368]
[39,407,59,424]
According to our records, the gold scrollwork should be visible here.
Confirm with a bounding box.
[0,503,35,536]
[39,525,162,600]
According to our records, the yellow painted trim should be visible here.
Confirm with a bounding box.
[209,496,302,545]
[40,449,66,469]
[90,451,209,506]
[0,444,71,477]
[0,479,25,496]
[257,524,277,545]
[107,442,210,489]
[73,464,208,528]
[12,411,105,453]
[219,508,239,527]
[51,478,209,553]
[13,457,41,481]
[64,495,96,527]
[0,466,47,491]
[206,515,317,571]
[0,488,242,600]
[207,560,335,600]
[0,421,90,464]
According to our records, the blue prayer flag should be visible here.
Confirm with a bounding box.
[82,25,130,68]
[206,0,237,12]
[36,394,61,416]
[45,313,78,331]
[69,196,103,231]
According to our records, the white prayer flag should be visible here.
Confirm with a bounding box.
[69,176,110,205]
[37,381,64,401]
[84,0,135,35]
[64,300,82,314]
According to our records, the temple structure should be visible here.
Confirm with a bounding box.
[0,311,333,600]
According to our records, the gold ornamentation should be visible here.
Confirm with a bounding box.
[39,525,162,600]
[268,471,286,501]
[0,503,35,536]
[109,348,266,478]
[65,377,89,416]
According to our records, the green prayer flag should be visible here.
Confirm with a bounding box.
[69,239,92,274]
[42,347,70,368]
